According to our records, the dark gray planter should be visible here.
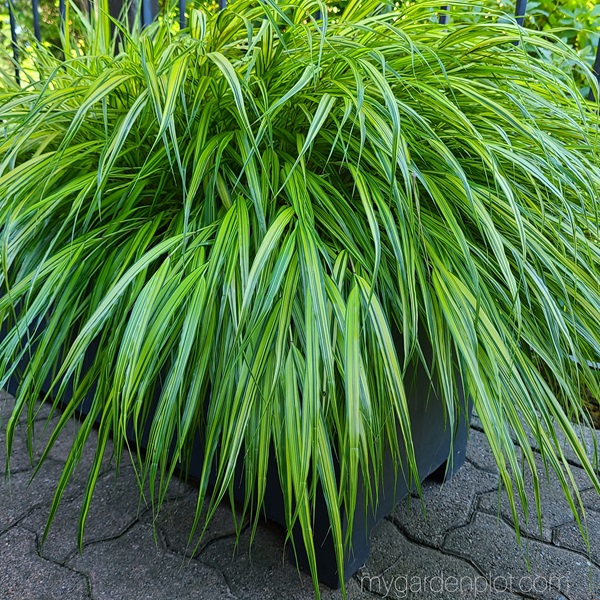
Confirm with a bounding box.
[269,338,471,588]
[3,321,470,588]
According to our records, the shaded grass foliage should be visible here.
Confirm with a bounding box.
[1,0,600,594]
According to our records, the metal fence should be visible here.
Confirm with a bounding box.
[5,0,600,97]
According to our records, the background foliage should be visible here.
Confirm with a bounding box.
[463,0,600,96]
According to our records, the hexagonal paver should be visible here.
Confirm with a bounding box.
[0,462,90,534]
[1,410,113,477]
[142,491,242,558]
[0,390,16,420]
[581,488,600,513]
[199,520,330,599]
[20,464,177,563]
[553,512,600,566]
[2,389,598,600]
[477,453,594,542]
[67,522,233,600]
[354,519,523,600]
[1,419,40,475]
[444,511,599,600]
[466,428,499,474]
[545,421,600,471]
[0,526,88,600]
[0,395,63,474]
[1,393,57,425]
[470,413,600,471]
[321,578,383,600]
[393,461,499,546]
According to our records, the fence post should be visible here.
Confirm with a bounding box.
[218,0,227,10]
[7,0,19,85]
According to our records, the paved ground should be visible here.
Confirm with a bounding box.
[1,388,599,600]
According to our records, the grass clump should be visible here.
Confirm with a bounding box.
[1,1,600,594]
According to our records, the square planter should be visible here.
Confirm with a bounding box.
[3,319,470,587]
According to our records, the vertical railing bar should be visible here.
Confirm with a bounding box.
[7,0,20,85]
[218,0,226,11]
[179,0,186,29]
[514,0,527,27]
[59,0,66,26]
[588,40,600,102]
[59,0,66,59]
[32,0,41,41]
[141,0,158,28]
[439,5,449,25]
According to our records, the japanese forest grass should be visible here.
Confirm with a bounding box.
[2,0,600,594]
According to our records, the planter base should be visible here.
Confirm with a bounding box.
[280,369,470,589]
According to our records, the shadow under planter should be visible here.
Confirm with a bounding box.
[3,322,470,588]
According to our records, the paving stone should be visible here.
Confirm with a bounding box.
[20,464,174,563]
[1,417,60,474]
[553,513,600,567]
[0,526,88,600]
[3,390,599,600]
[1,410,113,477]
[13,399,54,422]
[0,392,15,427]
[105,455,193,503]
[0,461,91,534]
[466,428,499,473]
[477,453,594,542]
[320,578,386,599]
[581,488,600,513]
[354,519,522,599]
[393,461,499,546]
[444,511,599,599]
[147,494,386,600]
[1,420,38,474]
[147,494,383,599]
[32,400,54,421]
[471,412,600,471]
[67,522,232,599]
[142,491,242,558]
[32,414,117,470]
[542,422,600,471]
[1,395,58,474]
[1,392,56,423]
[200,520,334,599]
